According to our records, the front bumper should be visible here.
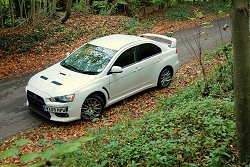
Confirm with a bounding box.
[26,86,81,122]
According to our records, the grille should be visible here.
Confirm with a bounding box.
[27,90,51,119]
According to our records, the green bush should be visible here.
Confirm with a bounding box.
[166,1,229,21]
[53,92,235,166]
[0,137,95,166]
[51,44,236,166]
[166,8,192,20]
[53,44,235,166]
[206,44,234,98]
[0,43,238,166]
[194,1,230,14]
[0,24,86,55]
[73,0,92,14]
[121,19,141,34]
[0,27,51,54]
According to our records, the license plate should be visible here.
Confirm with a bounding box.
[43,105,67,113]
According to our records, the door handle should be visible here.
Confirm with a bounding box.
[158,58,163,62]
[134,67,141,72]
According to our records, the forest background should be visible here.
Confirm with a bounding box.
[0,0,231,79]
[1,0,248,166]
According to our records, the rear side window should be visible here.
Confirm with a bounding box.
[138,43,161,60]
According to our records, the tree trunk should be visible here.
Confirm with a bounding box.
[19,0,23,18]
[36,0,40,15]
[23,0,28,19]
[31,0,35,18]
[13,0,20,17]
[9,0,14,28]
[52,0,56,14]
[0,2,3,28]
[61,0,72,24]
[48,0,52,13]
[231,0,250,162]
[44,0,47,14]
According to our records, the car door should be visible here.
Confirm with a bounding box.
[109,46,141,101]
[138,43,162,87]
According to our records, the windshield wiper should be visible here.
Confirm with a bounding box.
[82,71,99,75]
[60,61,82,73]
[61,62,99,75]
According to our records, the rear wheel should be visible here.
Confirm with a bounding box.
[157,67,173,88]
[81,94,104,121]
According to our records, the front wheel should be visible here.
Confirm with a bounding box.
[81,94,104,121]
[157,67,173,88]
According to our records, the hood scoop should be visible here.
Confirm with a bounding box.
[40,73,64,86]
[40,75,48,80]
[60,72,66,76]
[51,81,63,86]
[29,63,97,96]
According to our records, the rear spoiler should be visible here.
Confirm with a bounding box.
[140,33,177,48]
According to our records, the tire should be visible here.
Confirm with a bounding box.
[157,67,173,88]
[81,94,104,121]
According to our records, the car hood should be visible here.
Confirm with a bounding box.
[28,63,96,97]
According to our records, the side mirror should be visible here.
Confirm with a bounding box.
[66,52,70,57]
[110,66,123,73]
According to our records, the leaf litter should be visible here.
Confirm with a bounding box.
[0,12,226,166]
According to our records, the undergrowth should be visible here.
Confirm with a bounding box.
[166,1,230,21]
[0,23,85,56]
[52,45,238,166]
[0,1,230,57]
[0,40,240,166]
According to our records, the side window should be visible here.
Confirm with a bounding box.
[138,43,161,60]
[113,47,136,68]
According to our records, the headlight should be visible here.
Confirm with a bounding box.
[50,94,75,103]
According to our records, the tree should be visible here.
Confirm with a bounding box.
[31,0,35,19]
[61,0,72,24]
[9,0,14,28]
[52,0,56,13]
[231,0,250,162]
[0,1,3,28]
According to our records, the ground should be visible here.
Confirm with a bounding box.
[0,12,225,166]
[0,12,221,80]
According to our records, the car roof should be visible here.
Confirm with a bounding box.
[88,34,147,51]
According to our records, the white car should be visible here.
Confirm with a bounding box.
[26,34,179,122]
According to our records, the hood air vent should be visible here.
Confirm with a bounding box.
[60,72,66,76]
[40,76,48,80]
[51,81,63,86]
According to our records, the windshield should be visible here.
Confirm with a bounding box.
[61,44,117,75]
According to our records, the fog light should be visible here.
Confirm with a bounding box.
[55,113,69,118]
